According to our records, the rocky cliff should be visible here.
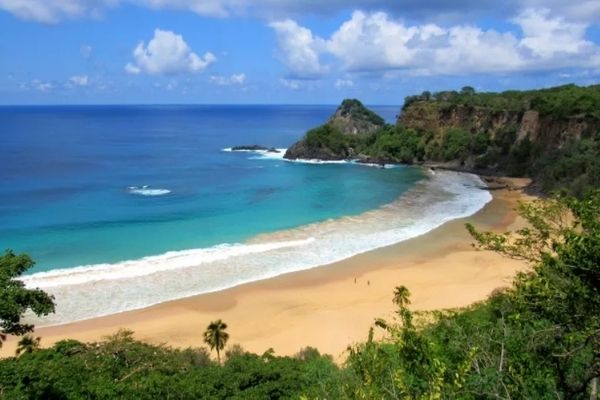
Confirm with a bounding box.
[283,84,600,194]
[399,102,600,155]
[284,99,385,160]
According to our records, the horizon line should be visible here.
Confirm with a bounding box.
[0,102,403,107]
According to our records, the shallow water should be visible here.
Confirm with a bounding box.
[0,105,491,325]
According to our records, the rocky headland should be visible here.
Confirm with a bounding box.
[283,84,600,195]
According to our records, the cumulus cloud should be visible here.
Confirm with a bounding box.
[515,9,593,58]
[270,9,599,77]
[125,29,216,75]
[210,73,246,85]
[269,19,328,78]
[69,74,89,86]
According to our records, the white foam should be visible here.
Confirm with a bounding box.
[224,147,398,168]
[127,186,171,196]
[285,158,348,164]
[223,147,287,161]
[23,170,491,326]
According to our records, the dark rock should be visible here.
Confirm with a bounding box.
[231,145,271,152]
[284,140,347,161]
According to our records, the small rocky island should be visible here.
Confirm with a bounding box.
[231,145,280,153]
[284,99,384,161]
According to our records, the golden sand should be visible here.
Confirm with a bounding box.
[1,178,532,361]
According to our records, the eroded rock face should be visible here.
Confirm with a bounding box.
[399,102,600,151]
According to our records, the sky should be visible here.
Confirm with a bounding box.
[0,0,599,105]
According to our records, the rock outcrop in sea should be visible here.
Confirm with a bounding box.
[284,99,385,160]
[231,145,280,153]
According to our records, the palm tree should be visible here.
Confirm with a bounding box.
[15,334,41,356]
[393,285,411,309]
[0,332,6,348]
[203,319,229,363]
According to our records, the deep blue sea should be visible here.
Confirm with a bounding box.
[0,105,492,325]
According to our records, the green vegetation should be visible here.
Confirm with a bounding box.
[338,98,385,126]
[203,319,229,363]
[343,191,600,398]
[404,84,600,117]
[2,191,600,398]
[304,124,351,157]
[533,138,600,197]
[364,125,425,163]
[0,330,342,399]
[0,250,55,348]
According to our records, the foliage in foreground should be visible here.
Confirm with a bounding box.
[0,330,342,399]
[345,190,600,399]
[0,250,55,348]
[1,191,600,399]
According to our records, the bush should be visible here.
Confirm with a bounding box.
[440,128,471,161]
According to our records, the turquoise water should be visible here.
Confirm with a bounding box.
[1,105,492,325]
[0,105,415,272]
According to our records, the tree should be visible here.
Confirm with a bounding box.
[15,334,41,356]
[203,319,229,363]
[460,86,476,96]
[0,250,55,347]
[393,285,411,309]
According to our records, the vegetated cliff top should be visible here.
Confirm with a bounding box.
[402,84,600,118]
[327,98,385,136]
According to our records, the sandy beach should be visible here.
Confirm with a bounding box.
[1,178,532,361]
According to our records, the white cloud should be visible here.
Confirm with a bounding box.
[69,74,89,86]
[210,73,246,85]
[335,79,354,88]
[269,19,327,78]
[515,8,593,58]
[125,29,216,75]
[327,11,420,71]
[280,78,300,90]
[271,9,600,77]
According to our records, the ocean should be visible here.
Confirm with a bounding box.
[0,105,492,325]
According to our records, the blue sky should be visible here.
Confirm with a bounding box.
[0,0,599,105]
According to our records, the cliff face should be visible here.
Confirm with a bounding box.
[398,103,521,138]
[284,99,384,160]
[399,103,600,147]
[399,102,600,171]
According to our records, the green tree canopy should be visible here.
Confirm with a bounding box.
[0,250,55,347]
[203,319,229,363]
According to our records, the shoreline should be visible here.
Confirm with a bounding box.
[1,177,532,360]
